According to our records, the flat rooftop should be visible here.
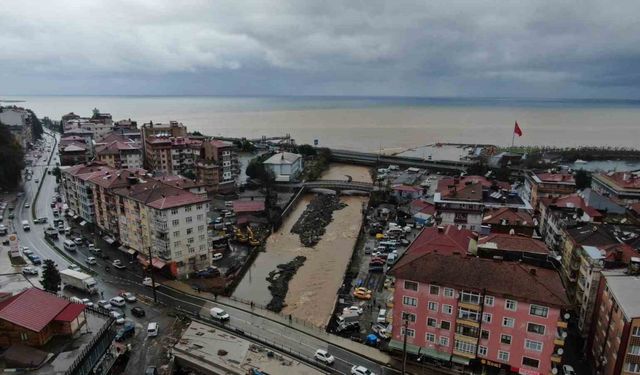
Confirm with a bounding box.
[603,270,640,319]
[173,321,323,375]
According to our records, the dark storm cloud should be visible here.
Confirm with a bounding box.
[1,0,639,97]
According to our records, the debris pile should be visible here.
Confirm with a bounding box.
[291,194,347,247]
[266,256,306,312]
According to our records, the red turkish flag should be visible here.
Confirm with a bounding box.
[514,121,523,137]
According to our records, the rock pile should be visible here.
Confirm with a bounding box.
[291,194,347,247]
[266,256,306,312]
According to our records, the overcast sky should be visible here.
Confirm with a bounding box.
[2,0,639,98]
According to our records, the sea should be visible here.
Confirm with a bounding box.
[2,96,640,152]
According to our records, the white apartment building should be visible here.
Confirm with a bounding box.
[61,163,115,223]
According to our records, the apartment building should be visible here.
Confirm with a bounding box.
[61,162,115,223]
[389,253,569,375]
[482,207,536,237]
[589,267,640,375]
[95,140,143,169]
[263,151,303,182]
[477,233,550,266]
[523,171,576,210]
[0,106,32,149]
[196,139,239,193]
[576,244,636,337]
[434,176,530,232]
[592,171,640,204]
[144,135,201,176]
[113,180,210,277]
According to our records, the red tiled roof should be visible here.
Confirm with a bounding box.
[534,172,575,183]
[0,289,72,332]
[437,176,510,193]
[390,252,569,307]
[395,225,475,270]
[209,139,233,148]
[601,243,637,264]
[540,194,603,217]
[482,207,534,226]
[54,303,86,322]
[409,199,435,215]
[114,180,208,210]
[479,233,550,254]
[233,200,266,213]
[595,172,640,190]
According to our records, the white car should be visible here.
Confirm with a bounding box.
[210,307,230,321]
[22,247,32,256]
[110,296,126,307]
[343,305,364,315]
[24,203,30,208]
[22,266,38,275]
[351,365,375,375]
[97,300,112,310]
[68,264,80,271]
[212,253,223,261]
[81,298,94,307]
[563,365,576,375]
[143,277,157,287]
[121,292,137,303]
[85,256,97,265]
[314,349,335,365]
[110,311,125,324]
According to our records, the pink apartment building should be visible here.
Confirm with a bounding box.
[389,252,569,375]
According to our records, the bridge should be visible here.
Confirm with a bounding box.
[329,149,474,172]
[303,179,375,192]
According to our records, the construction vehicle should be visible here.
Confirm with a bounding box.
[247,226,260,247]
[233,226,248,243]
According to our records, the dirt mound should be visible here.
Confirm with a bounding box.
[290,194,347,247]
[266,256,306,312]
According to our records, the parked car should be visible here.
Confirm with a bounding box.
[314,349,335,365]
[73,237,83,245]
[131,307,146,318]
[351,365,375,375]
[110,296,126,307]
[34,217,47,224]
[147,322,159,337]
[563,365,576,375]
[212,253,224,261]
[112,259,126,269]
[196,266,220,278]
[22,247,33,256]
[110,311,125,324]
[353,287,372,300]
[68,264,80,271]
[115,321,135,342]
[85,256,97,265]
[29,255,42,265]
[97,300,112,310]
[120,292,137,303]
[371,323,390,339]
[343,305,363,315]
[81,298,94,307]
[22,266,38,275]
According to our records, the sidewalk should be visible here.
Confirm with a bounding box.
[164,280,392,366]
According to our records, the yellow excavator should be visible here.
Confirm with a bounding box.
[233,226,248,243]
[247,226,260,247]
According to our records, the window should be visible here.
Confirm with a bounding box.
[172,219,179,226]
[430,285,440,295]
[426,333,436,343]
[199,245,205,251]
[522,357,540,368]
[174,241,181,247]
[460,291,481,304]
[187,228,193,234]
[627,363,640,373]
[505,299,517,311]
[402,312,416,323]
[197,214,203,221]
[401,328,415,338]
[427,317,437,327]
[440,321,451,330]
[459,308,480,321]
[175,251,182,257]
[484,295,494,306]
[633,326,640,337]
[442,304,453,315]
[527,323,546,335]
[199,234,205,241]
[454,340,477,354]
[403,296,417,307]
[20,332,28,341]
[630,345,640,355]
[186,216,193,223]
[529,304,549,318]
[198,225,205,232]
[404,281,418,291]
[500,334,512,345]
[187,237,194,244]
[428,301,438,311]
[196,204,202,210]
[498,350,510,362]
[173,230,180,237]
[502,317,515,328]
[525,339,543,352]
[200,254,207,260]
[171,208,178,215]
[439,336,449,347]
[478,346,488,357]
[444,287,454,298]
[185,206,192,212]
[483,313,492,323]
[189,248,195,253]
[481,330,490,340]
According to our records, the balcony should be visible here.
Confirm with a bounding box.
[551,354,562,363]
[557,321,568,329]
[458,301,481,311]
[554,337,565,346]
[456,318,480,328]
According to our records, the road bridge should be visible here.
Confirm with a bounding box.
[329,149,474,172]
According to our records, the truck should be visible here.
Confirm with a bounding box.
[336,311,360,328]
[60,269,98,294]
[21,220,31,231]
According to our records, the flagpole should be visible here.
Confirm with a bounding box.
[511,131,515,149]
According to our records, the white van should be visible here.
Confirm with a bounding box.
[147,322,159,337]
[63,240,77,252]
[377,309,387,323]
[22,220,31,231]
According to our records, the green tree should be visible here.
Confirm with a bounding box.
[40,259,61,293]
[28,110,44,140]
[191,131,203,136]
[182,169,197,180]
[0,123,25,190]
[295,144,317,156]
[52,167,62,183]
[575,169,592,190]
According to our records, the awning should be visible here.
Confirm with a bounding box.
[451,355,471,366]
[79,220,87,226]
[119,246,136,255]
[421,348,451,362]
[137,254,149,266]
[387,341,451,361]
[152,258,166,269]
[103,236,115,245]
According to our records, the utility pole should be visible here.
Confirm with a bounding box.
[402,318,409,375]
[147,246,157,303]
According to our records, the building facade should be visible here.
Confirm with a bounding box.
[592,172,640,204]
[523,171,576,210]
[389,253,569,375]
[196,140,239,193]
[262,152,303,182]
